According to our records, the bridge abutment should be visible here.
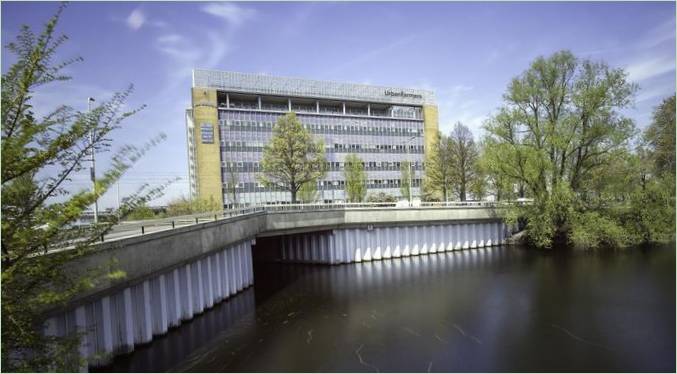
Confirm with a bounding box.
[278,221,509,264]
[44,240,254,367]
[41,206,509,370]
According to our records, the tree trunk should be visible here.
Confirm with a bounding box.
[460,186,466,201]
[291,189,297,204]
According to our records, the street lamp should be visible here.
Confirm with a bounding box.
[88,97,98,224]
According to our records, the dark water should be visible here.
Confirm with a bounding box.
[100,244,675,372]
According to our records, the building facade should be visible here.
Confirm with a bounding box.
[186,69,439,207]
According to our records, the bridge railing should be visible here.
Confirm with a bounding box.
[95,200,527,244]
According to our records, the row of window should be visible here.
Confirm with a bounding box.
[219,119,424,137]
[221,161,423,173]
[219,144,424,154]
[223,179,423,192]
[223,102,421,119]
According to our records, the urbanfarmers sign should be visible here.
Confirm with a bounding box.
[384,89,423,99]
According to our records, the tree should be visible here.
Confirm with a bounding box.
[468,168,487,200]
[344,154,367,202]
[223,160,238,207]
[259,113,326,203]
[644,95,675,177]
[619,95,676,244]
[367,192,397,203]
[127,204,156,220]
[297,181,319,203]
[1,6,167,371]
[482,50,637,248]
[424,131,453,201]
[165,196,220,216]
[477,143,514,201]
[400,160,412,201]
[448,122,479,201]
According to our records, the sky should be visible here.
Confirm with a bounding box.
[2,1,675,208]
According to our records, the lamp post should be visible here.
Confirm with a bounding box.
[88,97,98,224]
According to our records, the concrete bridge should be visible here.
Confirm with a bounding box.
[45,203,510,368]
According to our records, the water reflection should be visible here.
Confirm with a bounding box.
[96,289,256,372]
[103,245,675,372]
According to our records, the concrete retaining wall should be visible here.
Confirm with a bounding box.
[45,240,254,368]
[44,207,507,369]
[280,221,508,264]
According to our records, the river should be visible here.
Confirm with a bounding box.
[98,243,675,372]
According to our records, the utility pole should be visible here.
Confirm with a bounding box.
[88,97,98,224]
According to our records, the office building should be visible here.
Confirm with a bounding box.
[186,69,438,207]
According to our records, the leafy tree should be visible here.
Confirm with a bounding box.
[223,160,238,206]
[1,6,166,371]
[366,192,397,203]
[644,95,676,177]
[622,176,675,244]
[468,168,487,200]
[448,122,479,201]
[259,113,326,203]
[483,50,637,248]
[424,131,453,201]
[477,143,515,201]
[400,160,412,201]
[344,153,367,202]
[297,180,319,203]
[619,95,676,244]
[127,204,156,220]
[164,196,221,216]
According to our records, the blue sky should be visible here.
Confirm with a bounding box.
[2,1,675,207]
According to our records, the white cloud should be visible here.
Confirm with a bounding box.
[327,35,418,76]
[126,8,145,30]
[626,56,675,82]
[201,3,256,27]
[636,18,676,50]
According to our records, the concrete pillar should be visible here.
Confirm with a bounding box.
[257,96,262,110]
[342,102,346,114]
[214,252,223,301]
[193,259,204,314]
[100,296,114,355]
[226,93,230,108]
[367,103,371,116]
[288,98,292,112]
[181,264,193,320]
[316,100,320,113]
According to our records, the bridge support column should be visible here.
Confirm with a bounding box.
[44,240,255,370]
[277,221,509,266]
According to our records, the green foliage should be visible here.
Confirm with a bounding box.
[468,167,487,200]
[448,122,479,201]
[165,196,221,217]
[519,183,576,248]
[127,204,156,220]
[476,141,516,201]
[644,95,676,176]
[482,50,638,248]
[1,6,166,371]
[344,153,367,202]
[259,113,326,203]
[622,176,676,244]
[366,192,398,203]
[400,160,412,201]
[569,211,628,250]
[423,131,453,201]
[297,181,319,203]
